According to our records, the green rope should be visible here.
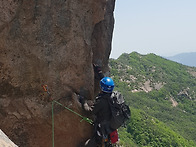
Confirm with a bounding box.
[52,101,54,147]
[51,100,93,147]
[52,100,93,124]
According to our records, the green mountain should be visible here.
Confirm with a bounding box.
[109,52,196,146]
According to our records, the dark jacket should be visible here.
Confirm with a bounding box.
[92,92,112,123]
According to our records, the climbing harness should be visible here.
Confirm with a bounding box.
[42,84,93,147]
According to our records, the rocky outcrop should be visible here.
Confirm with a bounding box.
[0,0,115,146]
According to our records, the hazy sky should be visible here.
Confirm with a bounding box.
[110,0,196,59]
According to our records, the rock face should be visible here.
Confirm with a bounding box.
[0,0,115,146]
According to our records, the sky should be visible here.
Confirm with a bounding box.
[110,0,196,59]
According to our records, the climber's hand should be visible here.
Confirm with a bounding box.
[93,64,104,80]
[83,102,93,111]
[93,64,102,73]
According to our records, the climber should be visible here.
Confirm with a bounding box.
[84,77,115,146]
[79,64,115,146]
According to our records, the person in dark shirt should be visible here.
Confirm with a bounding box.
[83,65,115,146]
[84,77,115,147]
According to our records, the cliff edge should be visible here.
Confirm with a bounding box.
[0,0,115,146]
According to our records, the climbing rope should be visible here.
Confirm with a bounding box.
[51,100,93,147]
[52,101,54,147]
[42,85,93,147]
[52,100,93,147]
[52,100,93,124]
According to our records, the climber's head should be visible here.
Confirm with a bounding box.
[100,77,114,93]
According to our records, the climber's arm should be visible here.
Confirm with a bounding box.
[93,64,104,80]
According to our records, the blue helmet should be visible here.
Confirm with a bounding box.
[100,77,114,93]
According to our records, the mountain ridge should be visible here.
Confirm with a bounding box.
[166,52,196,67]
[109,52,196,146]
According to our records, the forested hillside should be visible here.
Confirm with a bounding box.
[109,52,196,146]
